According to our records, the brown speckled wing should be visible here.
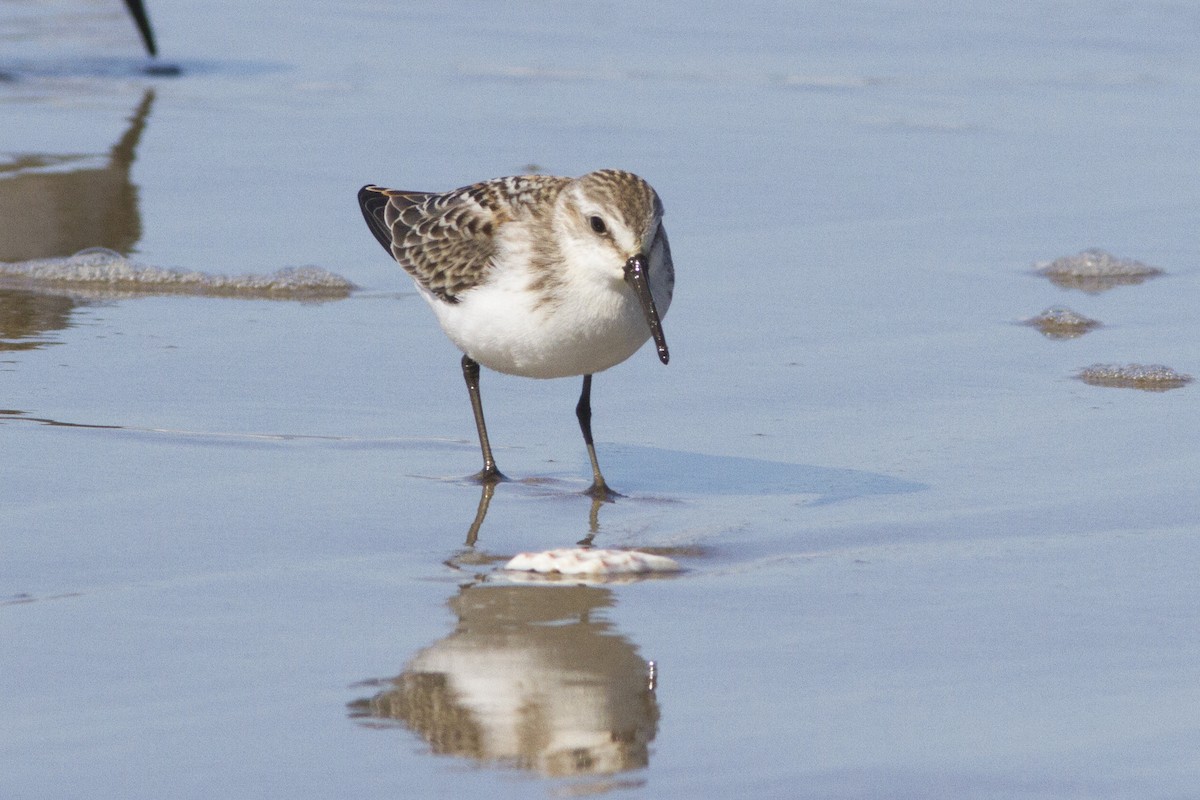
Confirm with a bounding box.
[358,176,566,303]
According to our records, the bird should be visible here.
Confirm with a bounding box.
[358,169,674,499]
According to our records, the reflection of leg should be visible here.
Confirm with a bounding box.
[110,89,156,170]
[577,495,604,547]
[576,375,619,501]
[464,480,496,548]
[462,355,504,483]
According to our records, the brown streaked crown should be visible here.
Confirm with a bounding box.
[572,170,664,245]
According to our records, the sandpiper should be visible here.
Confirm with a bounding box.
[358,169,674,498]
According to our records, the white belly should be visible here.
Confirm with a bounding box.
[424,275,665,379]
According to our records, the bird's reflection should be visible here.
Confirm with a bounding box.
[349,582,660,779]
[463,480,605,548]
[0,89,154,351]
[0,88,154,263]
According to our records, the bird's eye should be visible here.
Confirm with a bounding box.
[589,215,608,235]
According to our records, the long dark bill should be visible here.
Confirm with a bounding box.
[623,254,669,365]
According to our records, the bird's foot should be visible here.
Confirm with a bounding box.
[584,480,622,503]
[468,467,508,485]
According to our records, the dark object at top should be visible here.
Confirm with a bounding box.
[123,0,157,56]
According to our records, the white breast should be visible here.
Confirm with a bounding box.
[419,234,672,379]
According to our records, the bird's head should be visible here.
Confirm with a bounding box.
[556,170,671,365]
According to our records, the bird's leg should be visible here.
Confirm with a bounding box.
[461,354,505,483]
[576,374,620,501]
[122,0,157,57]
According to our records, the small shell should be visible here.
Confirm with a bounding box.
[504,548,682,576]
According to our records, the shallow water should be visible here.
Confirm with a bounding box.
[3,2,1199,797]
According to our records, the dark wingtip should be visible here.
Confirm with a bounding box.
[357,184,383,215]
[358,185,394,253]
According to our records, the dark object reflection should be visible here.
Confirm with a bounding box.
[0,89,155,350]
[0,89,153,262]
[349,583,659,778]
[0,289,75,351]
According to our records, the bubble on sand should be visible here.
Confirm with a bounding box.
[1036,248,1163,293]
[1077,363,1192,392]
[1024,306,1101,339]
[0,248,355,301]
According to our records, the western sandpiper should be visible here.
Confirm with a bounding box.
[358,169,674,498]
